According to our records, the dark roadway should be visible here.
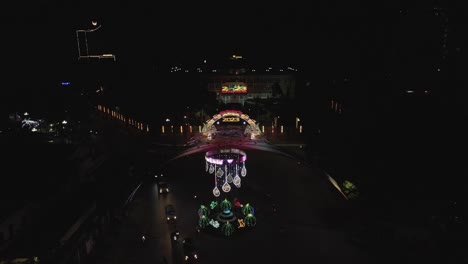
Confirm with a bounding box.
[85,129,374,264]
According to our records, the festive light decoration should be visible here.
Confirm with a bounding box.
[342,180,360,199]
[210,201,218,210]
[198,205,209,217]
[241,164,247,177]
[222,222,235,236]
[238,218,245,228]
[217,209,237,224]
[222,165,231,192]
[222,182,231,192]
[213,171,220,197]
[245,213,256,227]
[198,210,203,219]
[196,200,256,236]
[202,110,262,138]
[209,219,220,228]
[205,149,247,197]
[220,199,232,211]
[233,175,241,187]
[227,173,233,183]
[242,203,254,216]
[199,215,210,228]
[233,198,242,208]
[213,186,220,197]
[216,167,224,177]
[21,119,40,129]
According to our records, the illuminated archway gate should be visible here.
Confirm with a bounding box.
[202,110,262,139]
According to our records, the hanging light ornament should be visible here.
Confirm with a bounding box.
[233,163,241,187]
[222,182,231,192]
[213,186,220,197]
[222,165,231,192]
[213,172,220,197]
[216,167,224,178]
[241,164,247,177]
[206,149,247,197]
[233,175,241,187]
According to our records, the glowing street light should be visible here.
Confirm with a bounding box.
[296,117,300,129]
[76,22,116,61]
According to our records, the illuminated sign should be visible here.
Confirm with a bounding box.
[221,83,247,94]
[222,117,240,122]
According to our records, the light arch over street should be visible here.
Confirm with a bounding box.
[202,110,262,140]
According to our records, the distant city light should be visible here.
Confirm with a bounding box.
[61,82,71,86]
[22,119,39,128]
[62,120,68,124]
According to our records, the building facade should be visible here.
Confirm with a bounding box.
[199,55,297,106]
[203,73,296,105]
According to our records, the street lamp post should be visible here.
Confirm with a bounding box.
[76,22,116,61]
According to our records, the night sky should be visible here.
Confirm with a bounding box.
[2,2,464,112]
[2,2,383,69]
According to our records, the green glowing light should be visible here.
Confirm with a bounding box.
[220,198,232,211]
[242,203,254,216]
[245,213,256,227]
[222,221,235,236]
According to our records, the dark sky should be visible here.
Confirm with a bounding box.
[2,3,298,62]
[1,2,379,69]
[4,2,460,71]
[0,1,400,113]
[0,2,318,111]
[6,2,461,111]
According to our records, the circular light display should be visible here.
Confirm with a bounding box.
[205,149,247,197]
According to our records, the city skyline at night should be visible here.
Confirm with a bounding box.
[1,2,467,264]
